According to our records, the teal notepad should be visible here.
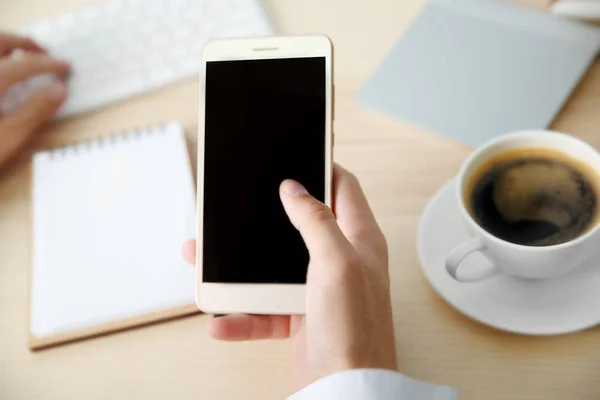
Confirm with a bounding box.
[358,0,600,146]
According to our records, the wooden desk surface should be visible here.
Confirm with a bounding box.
[2,1,600,399]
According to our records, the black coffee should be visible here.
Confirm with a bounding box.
[466,148,598,246]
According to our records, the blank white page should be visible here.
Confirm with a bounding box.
[31,122,196,339]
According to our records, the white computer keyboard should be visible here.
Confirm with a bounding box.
[0,0,273,118]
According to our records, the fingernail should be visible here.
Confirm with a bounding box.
[46,83,67,103]
[282,180,308,197]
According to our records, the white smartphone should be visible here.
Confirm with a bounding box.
[196,35,333,315]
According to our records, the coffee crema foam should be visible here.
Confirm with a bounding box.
[465,148,600,246]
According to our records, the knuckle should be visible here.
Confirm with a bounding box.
[15,53,42,67]
[306,201,334,223]
[342,168,360,187]
[28,54,47,67]
[375,230,388,254]
[347,171,359,185]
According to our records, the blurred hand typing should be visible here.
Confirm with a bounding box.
[0,32,70,171]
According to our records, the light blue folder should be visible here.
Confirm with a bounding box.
[357,0,600,147]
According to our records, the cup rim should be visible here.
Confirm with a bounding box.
[456,129,600,251]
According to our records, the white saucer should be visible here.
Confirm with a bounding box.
[417,179,600,335]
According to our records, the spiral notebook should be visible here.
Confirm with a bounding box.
[29,122,198,350]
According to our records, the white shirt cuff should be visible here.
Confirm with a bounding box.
[287,369,457,400]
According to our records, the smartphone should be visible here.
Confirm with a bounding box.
[196,35,333,315]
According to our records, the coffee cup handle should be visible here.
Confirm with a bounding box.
[445,238,500,282]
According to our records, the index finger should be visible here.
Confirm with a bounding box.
[182,239,196,265]
[208,314,291,341]
[332,164,386,251]
[0,33,46,57]
[0,54,70,93]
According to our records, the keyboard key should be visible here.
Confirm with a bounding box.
[116,60,139,76]
[123,41,145,57]
[178,57,199,77]
[137,20,155,36]
[91,36,111,51]
[146,66,178,89]
[142,52,164,70]
[174,24,194,40]
[170,44,188,60]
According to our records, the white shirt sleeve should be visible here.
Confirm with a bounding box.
[287,369,457,400]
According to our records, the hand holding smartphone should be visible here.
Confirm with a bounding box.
[196,35,333,314]
[185,165,397,389]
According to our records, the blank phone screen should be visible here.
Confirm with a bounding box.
[203,57,326,284]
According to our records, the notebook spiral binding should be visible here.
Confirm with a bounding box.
[40,121,180,160]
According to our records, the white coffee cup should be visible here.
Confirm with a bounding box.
[446,130,600,283]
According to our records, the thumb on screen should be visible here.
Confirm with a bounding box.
[279,180,352,264]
